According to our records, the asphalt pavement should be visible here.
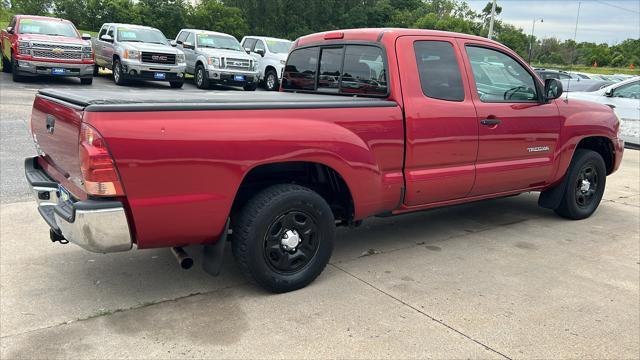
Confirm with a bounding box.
[0,71,639,358]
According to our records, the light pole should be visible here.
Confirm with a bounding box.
[528,18,543,63]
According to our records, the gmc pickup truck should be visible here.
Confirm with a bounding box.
[1,15,94,84]
[25,29,624,293]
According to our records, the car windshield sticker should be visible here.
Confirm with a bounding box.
[119,29,137,40]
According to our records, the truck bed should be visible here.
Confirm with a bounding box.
[38,89,397,112]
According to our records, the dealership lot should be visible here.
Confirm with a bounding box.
[1,72,639,358]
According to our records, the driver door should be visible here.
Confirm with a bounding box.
[458,40,562,196]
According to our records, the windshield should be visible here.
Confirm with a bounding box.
[18,19,78,38]
[196,33,242,51]
[117,27,168,45]
[266,39,292,54]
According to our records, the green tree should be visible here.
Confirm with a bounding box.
[188,0,248,39]
[10,0,52,15]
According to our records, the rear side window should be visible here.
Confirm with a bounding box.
[414,41,464,101]
[282,47,319,91]
[283,44,387,96]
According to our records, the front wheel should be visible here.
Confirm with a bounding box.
[194,65,209,89]
[232,184,335,293]
[93,65,99,76]
[11,54,23,82]
[264,69,278,91]
[243,83,257,91]
[80,77,93,85]
[113,59,127,86]
[170,80,184,89]
[1,54,11,73]
[553,149,606,220]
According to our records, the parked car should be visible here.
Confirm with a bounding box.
[560,79,613,92]
[241,36,292,91]
[175,29,258,90]
[534,68,576,81]
[93,23,186,88]
[568,77,639,144]
[1,15,94,84]
[25,28,624,293]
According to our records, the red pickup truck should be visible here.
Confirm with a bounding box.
[1,15,94,84]
[25,29,624,293]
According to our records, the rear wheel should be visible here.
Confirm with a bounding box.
[553,149,606,220]
[195,64,209,89]
[113,59,127,86]
[232,184,335,293]
[264,69,278,91]
[93,65,99,76]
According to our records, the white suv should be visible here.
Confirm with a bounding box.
[241,36,292,91]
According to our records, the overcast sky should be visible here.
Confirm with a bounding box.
[466,0,640,44]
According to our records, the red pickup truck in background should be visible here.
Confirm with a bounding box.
[25,28,624,293]
[1,15,94,84]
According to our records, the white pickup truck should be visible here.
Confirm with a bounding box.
[241,36,292,91]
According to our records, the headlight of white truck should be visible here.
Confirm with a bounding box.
[208,57,220,68]
[176,53,185,63]
[124,49,140,61]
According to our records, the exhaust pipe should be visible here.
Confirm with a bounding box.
[171,247,193,270]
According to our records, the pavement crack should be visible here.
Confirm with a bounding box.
[0,281,248,340]
[330,263,512,360]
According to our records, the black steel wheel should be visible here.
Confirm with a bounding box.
[232,184,335,293]
[554,149,606,220]
[11,54,23,82]
[1,54,11,73]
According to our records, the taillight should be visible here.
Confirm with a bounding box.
[79,123,124,196]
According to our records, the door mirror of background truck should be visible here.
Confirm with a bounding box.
[256,49,265,57]
[82,33,91,40]
[544,78,563,100]
[6,26,13,34]
[605,88,614,97]
[100,34,113,43]
[182,41,194,49]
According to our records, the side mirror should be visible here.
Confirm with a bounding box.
[6,26,13,34]
[81,33,91,40]
[182,41,194,50]
[100,34,113,42]
[544,78,563,100]
[256,49,265,57]
[170,40,177,47]
[605,88,613,97]
[244,47,251,53]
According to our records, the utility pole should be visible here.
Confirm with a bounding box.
[487,0,497,39]
[528,17,543,63]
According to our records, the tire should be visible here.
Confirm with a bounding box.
[1,54,11,73]
[194,64,209,89]
[11,54,23,82]
[232,184,335,293]
[553,149,606,220]
[170,80,184,89]
[243,82,258,91]
[80,77,93,85]
[264,69,278,91]
[93,65,99,76]
[113,59,127,86]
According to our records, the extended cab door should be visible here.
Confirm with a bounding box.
[398,36,479,205]
[458,40,562,196]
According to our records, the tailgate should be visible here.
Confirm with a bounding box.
[30,94,85,197]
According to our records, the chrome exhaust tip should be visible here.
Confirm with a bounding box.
[171,247,193,270]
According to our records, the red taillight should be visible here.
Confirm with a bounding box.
[79,123,124,196]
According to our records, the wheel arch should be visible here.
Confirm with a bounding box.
[575,136,615,174]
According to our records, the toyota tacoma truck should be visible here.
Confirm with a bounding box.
[241,36,292,91]
[92,23,186,88]
[25,29,624,293]
[1,15,94,84]
[176,29,259,91]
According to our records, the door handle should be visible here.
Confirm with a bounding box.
[480,119,502,126]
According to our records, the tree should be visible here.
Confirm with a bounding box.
[188,0,247,39]
[10,0,52,15]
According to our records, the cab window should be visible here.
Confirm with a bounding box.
[612,81,639,99]
[282,47,319,91]
[176,31,188,44]
[466,46,538,102]
[317,47,343,93]
[243,38,256,51]
[255,40,265,53]
[98,25,108,39]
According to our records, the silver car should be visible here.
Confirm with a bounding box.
[176,29,259,91]
[93,23,186,88]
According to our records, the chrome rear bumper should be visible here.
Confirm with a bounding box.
[25,157,133,253]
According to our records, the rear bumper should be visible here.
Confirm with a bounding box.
[14,59,94,77]
[25,157,133,253]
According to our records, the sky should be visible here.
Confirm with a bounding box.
[466,0,640,44]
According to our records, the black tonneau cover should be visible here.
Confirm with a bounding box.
[38,89,397,112]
